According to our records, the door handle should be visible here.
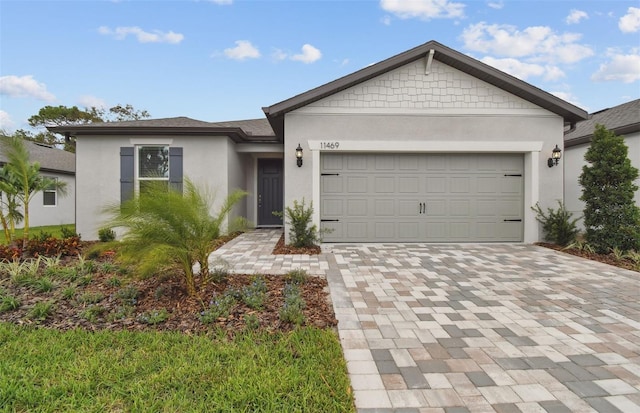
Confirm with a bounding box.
[418,202,426,214]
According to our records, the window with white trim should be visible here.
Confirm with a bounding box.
[137,146,169,194]
[43,177,58,206]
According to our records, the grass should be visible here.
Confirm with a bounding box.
[0,323,355,412]
[1,225,76,245]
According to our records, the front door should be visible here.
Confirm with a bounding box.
[257,158,283,226]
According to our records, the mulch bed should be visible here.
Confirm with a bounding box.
[272,234,322,255]
[0,237,337,336]
[535,242,639,272]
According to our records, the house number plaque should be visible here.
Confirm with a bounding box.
[320,142,340,149]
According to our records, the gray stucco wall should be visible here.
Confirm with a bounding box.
[282,58,566,243]
[76,135,233,240]
[19,172,75,229]
[565,131,640,228]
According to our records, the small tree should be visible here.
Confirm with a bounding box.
[280,198,321,248]
[105,179,246,297]
[579,124,640,253]
[532,201,579,246]
[0,137,67,248]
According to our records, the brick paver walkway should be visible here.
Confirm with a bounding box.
[211,229,640,413]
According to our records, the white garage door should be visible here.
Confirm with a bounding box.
[320,153,524,242]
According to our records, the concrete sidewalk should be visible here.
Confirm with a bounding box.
[211,230,640,413]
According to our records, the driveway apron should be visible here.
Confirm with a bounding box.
[211,230,640,413]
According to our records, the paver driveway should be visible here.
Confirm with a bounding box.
[212,230,640,413]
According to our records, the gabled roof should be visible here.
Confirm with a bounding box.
[263,40,588,137]
[564,99,640,147]
[48,117,277,143]
[0,138,75,174]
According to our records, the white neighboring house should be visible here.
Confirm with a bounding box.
[50,40,587,242]
[0,138,76,229]
[564,99,640,227]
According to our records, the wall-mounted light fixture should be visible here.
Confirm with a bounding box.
[295,144,303,167]
[547,144,562,168]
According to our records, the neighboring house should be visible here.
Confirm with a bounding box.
[0,138,76,229]
[564,99,640,227]
[50,40,587,243]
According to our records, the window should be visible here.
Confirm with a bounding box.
[137,146,169,194]
[121,146,182,204]
[43,177,58,206]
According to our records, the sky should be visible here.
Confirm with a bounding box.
[1,0,639,133]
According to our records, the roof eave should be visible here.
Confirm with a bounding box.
[565,122,640,148]
[48,125,255,143]
[263,40,588,127]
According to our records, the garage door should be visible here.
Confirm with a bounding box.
[320,153,523,242]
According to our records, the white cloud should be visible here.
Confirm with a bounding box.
[98,26,184,44]
[566,9,588,25]
[78,95,107,109]
[487,1,503,10]
[619,7,640,33]
[461,22,593,64]
[549,91,583,108]
[271,48,288,61]
[0,75,56,101]
[291,44,322,64]
[380,0,465,20]
[381,15,392,25]
[591,52,640,83]
[208,0,233,4]
[224,40,261,60]
[480,56,565,81]
[543,65,566,81]
[0,110,16,132]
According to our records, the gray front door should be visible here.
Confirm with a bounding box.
[320,153,524,242]
[257,159,283,226]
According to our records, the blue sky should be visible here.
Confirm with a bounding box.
[1,0,639,133]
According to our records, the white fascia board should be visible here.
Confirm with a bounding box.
[129,138,174,145]
[294,106,555,117]
[235,144,284,153]
[308,140,544,153]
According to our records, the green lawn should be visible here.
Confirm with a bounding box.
[0,324,355,412]
[1,225,76,244]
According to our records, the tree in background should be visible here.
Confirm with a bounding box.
[0,136,67,248]
[0,166,24,243]
[15,104,150,152]
[579,124,640,253]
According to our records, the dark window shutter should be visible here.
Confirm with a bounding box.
[120,147,135,203]
[169,147,183,193]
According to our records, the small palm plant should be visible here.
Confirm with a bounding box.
[104,178,246,297]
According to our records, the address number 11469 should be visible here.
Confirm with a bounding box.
[320,142,340,149]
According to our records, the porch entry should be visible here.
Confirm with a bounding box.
[257,158,284,226]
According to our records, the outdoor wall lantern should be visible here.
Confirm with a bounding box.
[296,144,303,167]
[547,144,562,168]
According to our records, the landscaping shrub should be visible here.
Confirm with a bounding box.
[532,201,579,246]
[0,245,21,262]
[60,226,79,239]
[24,236,81,258]
[137,308,169,325]
[98,227,116,242]
[104,178,246,296]
[279,283,306,325]
[280,198,321,248]
[284,268,309,285]
[579,124,640,253]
